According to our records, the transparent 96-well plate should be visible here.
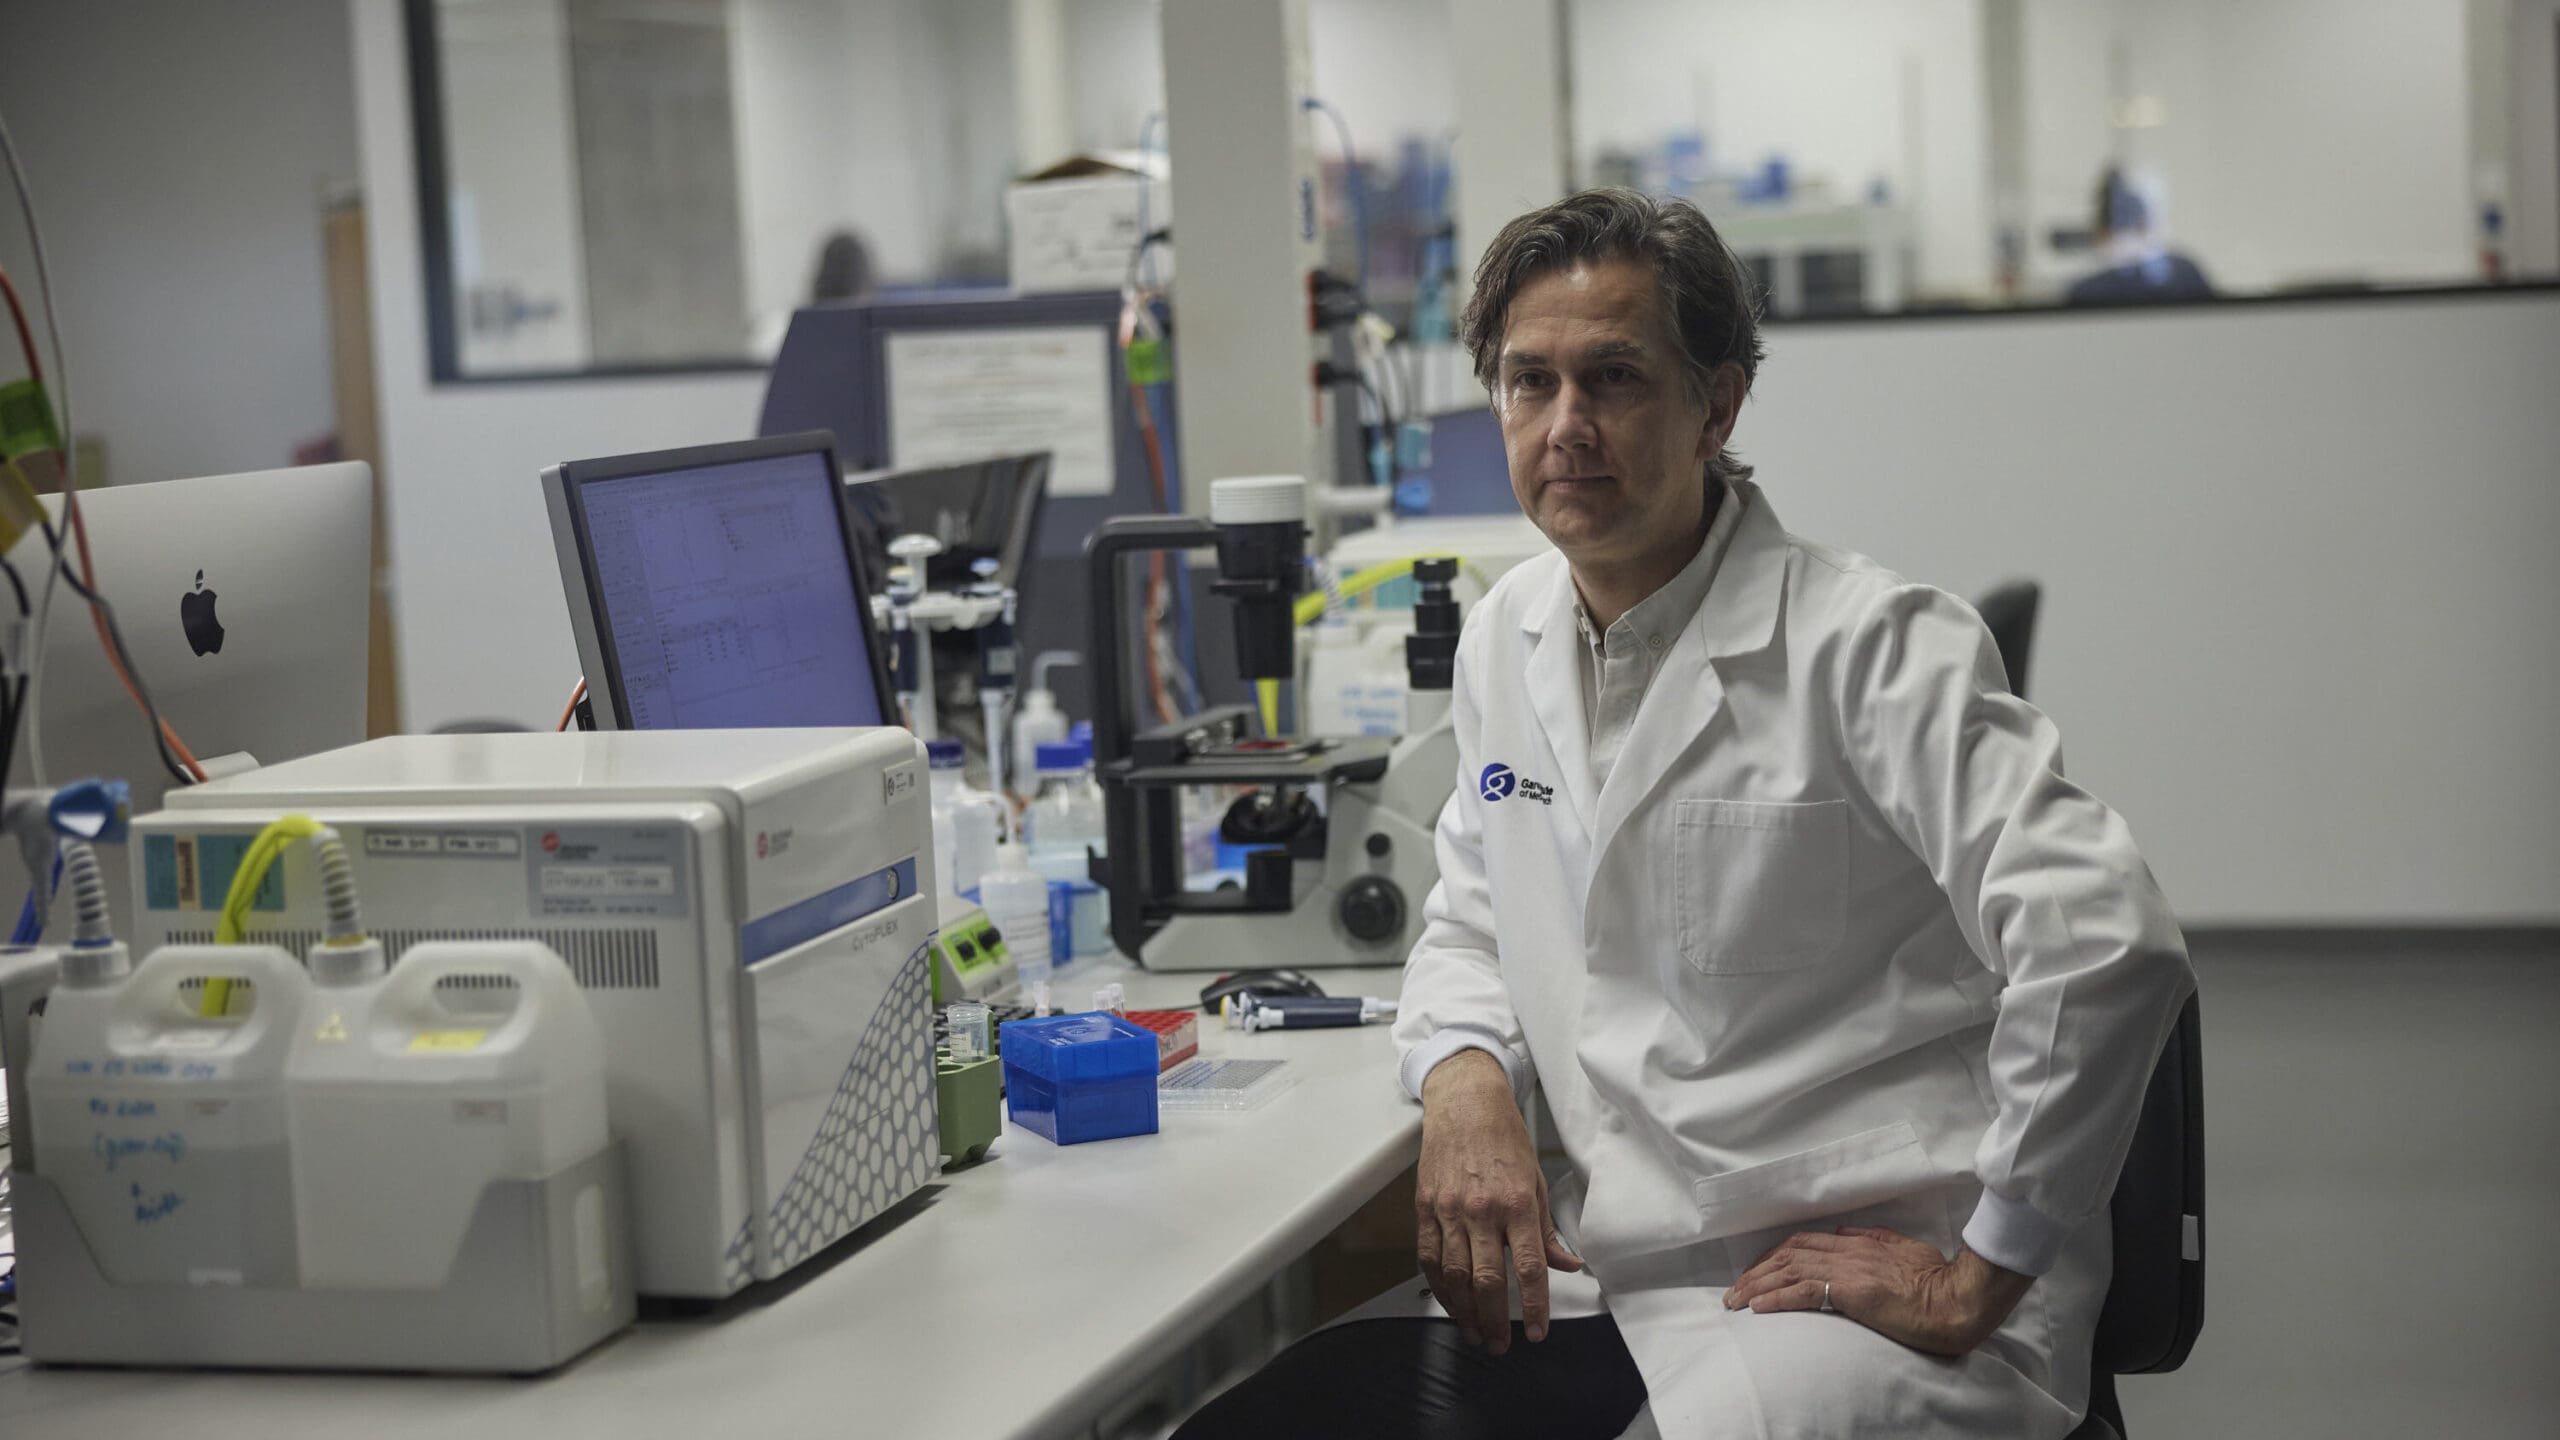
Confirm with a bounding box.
[1157,1057,1298,1112]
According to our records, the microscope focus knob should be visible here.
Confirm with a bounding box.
[1338,876,1406,943]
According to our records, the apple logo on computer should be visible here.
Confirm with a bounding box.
[181,569,224,655]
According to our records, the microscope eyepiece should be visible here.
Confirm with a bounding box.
[1208,477,1309,685]
[1405,555,1462,692]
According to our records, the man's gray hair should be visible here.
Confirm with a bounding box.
[1462,187,1767,486]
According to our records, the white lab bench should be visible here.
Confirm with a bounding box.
[0,956,1420,1439]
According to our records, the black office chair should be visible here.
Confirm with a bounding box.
[2069,991,2207,1440]
[1363,988,2203,1440]
[1973,580,2042,701]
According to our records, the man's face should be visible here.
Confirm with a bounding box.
[1494,258,1732,571]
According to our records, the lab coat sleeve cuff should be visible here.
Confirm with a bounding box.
[1961,1188,2068,1278]
[1400,1027,1526,1103]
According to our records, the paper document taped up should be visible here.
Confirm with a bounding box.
[886,327,1116,497]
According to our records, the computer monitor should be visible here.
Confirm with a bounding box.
[841,450,1049,598]
[1407,405,1516,516]
[0,464,374,936]
[542,431,895,732]
[760,293,1178,721]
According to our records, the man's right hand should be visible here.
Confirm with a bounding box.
[1415,1048,1583,1354]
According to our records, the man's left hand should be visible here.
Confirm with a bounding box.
[1721,1226,2033,1357]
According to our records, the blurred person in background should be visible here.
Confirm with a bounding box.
[2067,166,2213,305]
[753,228,877,357]
[809,228,875,304]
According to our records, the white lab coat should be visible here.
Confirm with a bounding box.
[1397,480,2194,1437]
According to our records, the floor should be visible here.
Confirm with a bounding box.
[2116,931,2560,1438]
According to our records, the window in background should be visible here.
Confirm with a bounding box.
[412,0,1020,380]
[1053,0,1462,338]
[566,0,749,364]
[410,0,1476,381]
[1301,0,1461,339]
[1567,0,2529,317]
[1572,0,1979,314]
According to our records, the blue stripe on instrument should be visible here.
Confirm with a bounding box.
[741,858,917,966]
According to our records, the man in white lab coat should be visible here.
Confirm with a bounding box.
[1175,189,2193,1438]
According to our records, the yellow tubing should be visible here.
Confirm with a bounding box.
[200,813,326,1016]
[1261,560,1427,735]
[1294,558,1430,626]
[1269,554,1490,735]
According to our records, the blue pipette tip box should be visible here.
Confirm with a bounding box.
[999,1012,1161,1145]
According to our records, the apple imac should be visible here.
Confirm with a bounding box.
[0,464,374,936]
[541,431,896,731]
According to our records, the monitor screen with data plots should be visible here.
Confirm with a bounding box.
[543,432,895,732]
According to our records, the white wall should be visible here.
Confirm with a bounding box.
[1013,0,1078,172]
[2184,0,2469,287]
[1570,0,1995,297]
[350,0,765,731]
[1304,0,1458,156]
[2022,0,2475,293]
[1742,293,2560,925]
[940,0,1022,268]
[730,0,950,315]
[2467,0,2512,241]
[1451,0,1571,302]
[1160,0,1328,509]
[2514,0,2560,272]
[1064,0,1457,159]
[732,0,862,322]
[0,0,358,487]
[1067,0,1162,154]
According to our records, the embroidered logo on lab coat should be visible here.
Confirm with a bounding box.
[1481,764,1555,805]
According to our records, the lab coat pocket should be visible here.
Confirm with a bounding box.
[1674,797,1847,974]
[1690,1121,1934,1239]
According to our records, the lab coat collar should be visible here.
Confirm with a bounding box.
[1521,558,1599,833]
[1590,479,1789,860]
[1692,478,1787,663]
[1513,479,1785,651]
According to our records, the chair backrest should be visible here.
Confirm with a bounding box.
[1973,581,2042,701]
[2093,991,2206,1376]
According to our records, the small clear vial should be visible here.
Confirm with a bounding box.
[1089,982,1127,1017]
[945,1001,992,1063]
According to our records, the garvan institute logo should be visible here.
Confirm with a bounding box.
[1479,763,1555,806]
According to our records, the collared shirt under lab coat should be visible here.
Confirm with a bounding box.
[1575,478,1746,787]
[1394,478,2194,1436]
